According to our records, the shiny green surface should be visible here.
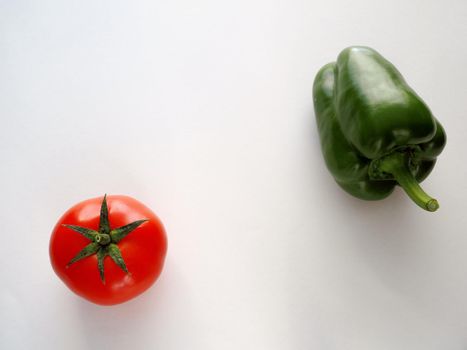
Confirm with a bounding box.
[313,47,446,210]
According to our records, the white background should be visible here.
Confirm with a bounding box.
[1,0,467,349]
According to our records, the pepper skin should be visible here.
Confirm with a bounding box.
[313,47,446,211]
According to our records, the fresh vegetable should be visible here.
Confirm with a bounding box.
[50,195,167,305]
[313,46,446,211]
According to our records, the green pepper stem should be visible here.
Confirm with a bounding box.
[378,152,439,212]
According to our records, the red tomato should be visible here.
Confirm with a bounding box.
[49,195,167,305]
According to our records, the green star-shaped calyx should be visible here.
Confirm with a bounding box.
[64,195,148,283]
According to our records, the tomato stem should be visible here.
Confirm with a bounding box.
[95,234,111,245]
[63,195,149,283]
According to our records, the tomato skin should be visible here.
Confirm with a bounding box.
[50,195,167,305]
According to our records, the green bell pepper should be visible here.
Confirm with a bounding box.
[313,46,446,212]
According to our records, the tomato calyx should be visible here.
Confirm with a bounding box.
[63,195,148,283]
